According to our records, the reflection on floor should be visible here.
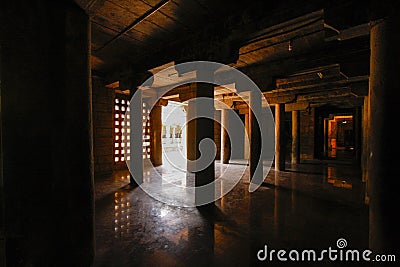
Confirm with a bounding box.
[94,162,368,266]
[327,149,356,162]
[94,170,131,201]
[265,162,364,206]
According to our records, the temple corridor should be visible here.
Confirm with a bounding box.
[1,0,400,266]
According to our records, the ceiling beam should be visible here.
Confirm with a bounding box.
[238,36,370,89]
[95,0,171,53]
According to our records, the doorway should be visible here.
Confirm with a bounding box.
[325,115,354,160]
[161,101,187,171]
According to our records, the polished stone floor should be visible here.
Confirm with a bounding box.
[93,161,368,266]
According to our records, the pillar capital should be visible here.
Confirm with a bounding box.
[155,98,168,106]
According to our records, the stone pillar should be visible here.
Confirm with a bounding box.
[221,109,231,164]
[354,107,362,165]
[150,104,162,166]
[362,96,370,206]
[129,88,143,185]
[0,68,3,267]
[166,124,170,139]
[362,97,369,183]
[186,99,197,171]
[249,91,262,182]
[275,104,286,171]
[185,77,215,206]
[1,1,94,265]
[323,118,329,158]
[171,126,175,143]
[291,110,300,164]
[195,78,215,206]
[369,14,400,254]
[214,110,222,160]
[244,112,250,160]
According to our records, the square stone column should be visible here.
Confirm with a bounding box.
[184,70,216,206]
[275,104,286,171]
[150,104,162,166]
[369,13,400,254]
[129,88,143,185]
[221,109,231,164]
[249,91,262,183]
[291,110,300,164]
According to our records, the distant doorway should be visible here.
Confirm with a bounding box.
[325,115,354,160]
[161,101,187,171]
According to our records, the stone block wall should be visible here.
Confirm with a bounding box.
[92,77,115,178]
